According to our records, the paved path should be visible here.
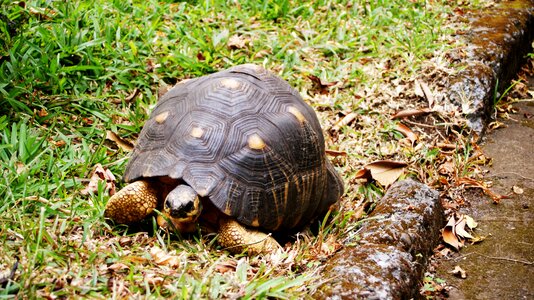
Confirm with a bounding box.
[435,75,534,299]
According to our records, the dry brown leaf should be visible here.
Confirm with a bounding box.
[354,167,373,182]
[450,265,467,279]
[454,216,474,240]
[106,131,134,152]
[415,79,435,108]
[457,177,509,203]
[80,163,117,196]
[123,255,148,264]
[150,246,181,268]
[144,273,164,286]
[254,49,271,59]
[214,260,237,274]
[331,112,358,131]
[469,235,486,244]
[391,107,432,119]
[512,186,524,194]
[308,74,337,94]
[438,160,455,175]
[325,149,347,157]
[414,79,425,98]
[364,160,407,186]
[395,123,418,145]
[227,34,248,49]
[319,235,342,257]
[352,203,366,220]
[108,262,129,272]
[442,215,460,250]
[37,107,48,117]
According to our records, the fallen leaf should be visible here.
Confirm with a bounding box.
[37,108,48,117]
[108,262,129,272]
[488,121,506,130]
[80,164,117,196]
[391,107,432,119]
[214,260,237,274]
[308,74,337,94]
[442,215,460,250]
[415,79,435,108]
[364,160,407,186]
[414,79,425,98]
[254,49,271,59]
[325,149,347,157]
[450,265,467,279]
[438,247,452,257]
[457,177,509,203]
[144,273,164,286]
[319,235,342,256]
[354,167,373,182]
[227,34,248,49]
[352,204,366,220]
[150,246,181,268]
[438,160,455,175]
[454,216,474,240]
[464,215,478,229]
[395,123,418,145]
[106,131,134,152]
[331,112,358,131]
[469,235,486,244]
[512,186,524,194]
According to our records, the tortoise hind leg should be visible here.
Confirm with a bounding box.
[217,218,281,254]
[104,180,158,224]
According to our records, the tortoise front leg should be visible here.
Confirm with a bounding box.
[104,180,158,224]
[217,218,282,254]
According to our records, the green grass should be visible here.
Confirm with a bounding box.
[0,0,492,298]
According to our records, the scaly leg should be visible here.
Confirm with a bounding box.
[218,218,281,254]
[104,180,158,224]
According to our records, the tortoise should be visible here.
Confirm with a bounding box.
[104,64,344,254]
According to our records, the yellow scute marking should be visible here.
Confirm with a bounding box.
[247,134,266,150]
[220,78,241,89]
[190,126,204,138]
[288,106,305,123]
[155,111,169,124]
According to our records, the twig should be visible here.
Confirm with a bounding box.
[471,252,533,266]
[403,119,436,128]
[21,196,72,215]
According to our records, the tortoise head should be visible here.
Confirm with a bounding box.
[161,184,202,231]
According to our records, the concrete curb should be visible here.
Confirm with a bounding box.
[315,180,442,299]
[442,1,534,132]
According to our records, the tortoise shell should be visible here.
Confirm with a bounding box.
[124,64,343,231]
